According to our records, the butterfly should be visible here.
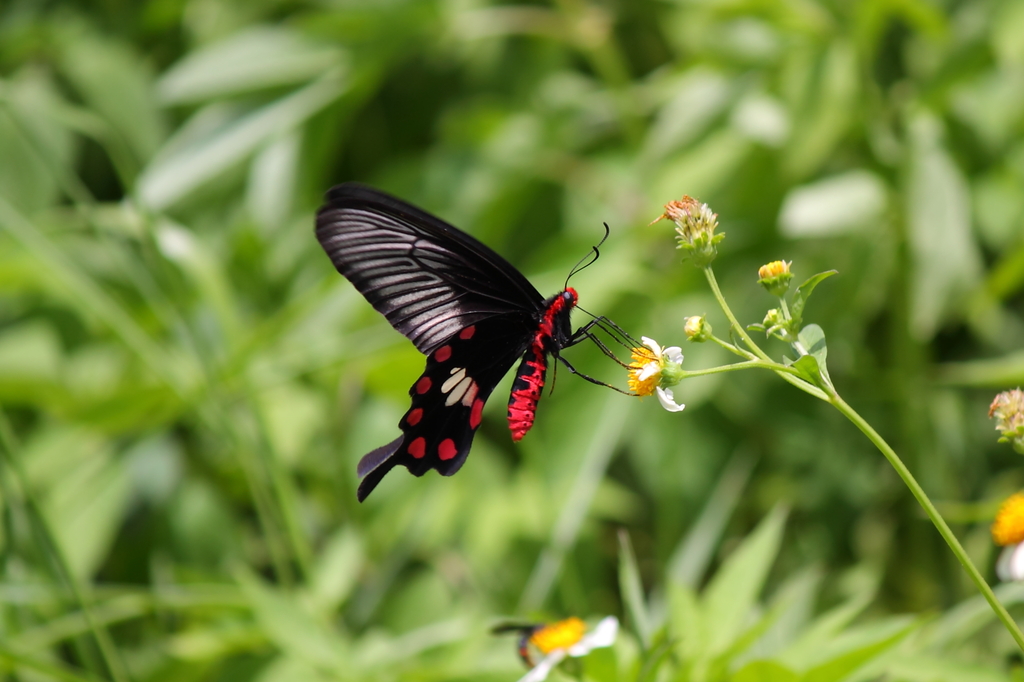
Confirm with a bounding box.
[316,183,621,501]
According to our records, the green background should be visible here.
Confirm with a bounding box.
[2,0,1024,679]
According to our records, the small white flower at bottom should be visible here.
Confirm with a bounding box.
[516,617,619,682]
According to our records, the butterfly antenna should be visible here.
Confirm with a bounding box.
[564,222,611,290]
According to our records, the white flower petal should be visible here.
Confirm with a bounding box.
[664,346,683,365]
[641,336,663,359]
[637,362,660,381]
[998,543,1024,582]
[568,616,618,656]
[517,649,566,682]
[656,387,685,412]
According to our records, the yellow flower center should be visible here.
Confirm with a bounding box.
[992,493,1024,546]
[628,347,659,396]
[529,617,586,654]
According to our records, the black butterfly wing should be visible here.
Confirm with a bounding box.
[355,316,533,501]
[315,183,548,500]
[315,183,544,354]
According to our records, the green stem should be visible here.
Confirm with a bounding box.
[830,393,1024,650]
[703,267,768,360]
[680,360,806,379]
[709,335,754,359]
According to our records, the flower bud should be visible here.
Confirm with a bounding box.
[650,196,724,267]
[757,260,793,297]
[762,308,783,329]
[684,315,712,342]
[990,389,1024,454]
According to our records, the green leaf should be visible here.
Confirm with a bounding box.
[309,528,364,613]
[138,69,347,210]
[777,591,875,669]
[801,622,913,682]
[791,355,822,387]
[790,271,837,326]
[0,69,74,214]
[876,654,1017,682]
[44,440,131,579]
[905,112,982,340]
[59,32,165,165]
[236,569,348,672]
[795,325,831,389]
[157,27,347,104]
[668,582,704,661]
[582,645,618,682]
[779,171,887,238]
[733,660,800,682]
[703,506,788,656]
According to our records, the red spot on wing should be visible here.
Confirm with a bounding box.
[438,438,457,460]
[470,398,484,428]
[406,408,423,426]
[434,345,452,362]
[459,325,476,340]
[415,376,432,394]
[408,437,426,458]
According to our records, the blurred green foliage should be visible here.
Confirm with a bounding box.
[2,0,1024,679]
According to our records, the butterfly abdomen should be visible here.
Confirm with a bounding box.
[507,288,578,441]
[508,347,547,441]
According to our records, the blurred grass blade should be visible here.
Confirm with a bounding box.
[618,529,652,650]
[667,448,756,588]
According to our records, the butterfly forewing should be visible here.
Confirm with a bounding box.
[316,184,544,354]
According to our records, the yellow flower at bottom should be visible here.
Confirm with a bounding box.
[529,617,586,654]
[993,493,1024,546]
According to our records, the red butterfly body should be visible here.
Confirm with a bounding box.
[316,184,588,501]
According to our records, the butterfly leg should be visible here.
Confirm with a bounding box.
[554,354,633,395]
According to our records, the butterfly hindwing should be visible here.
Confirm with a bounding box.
[355,317,534,501]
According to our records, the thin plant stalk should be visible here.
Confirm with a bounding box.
[830,394,1024,649]
[701,261,1024,650]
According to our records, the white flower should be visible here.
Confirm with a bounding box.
[516,617,618,682]
[656,386,685,412]
[997,542,1024,582]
